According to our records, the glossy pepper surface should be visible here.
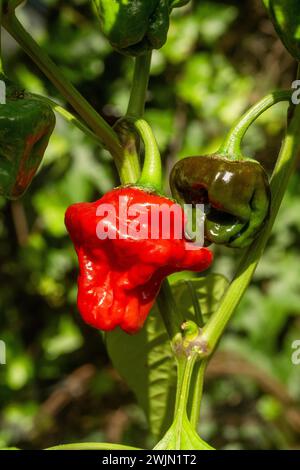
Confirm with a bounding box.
[93,0,190,56]
[263,0,300,61]
[65,186,212,334]
[170,155,271,248]
[0,73,56,199]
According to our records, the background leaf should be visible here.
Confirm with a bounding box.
[106,306,177,442]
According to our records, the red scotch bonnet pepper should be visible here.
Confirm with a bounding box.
[65,186,213,334]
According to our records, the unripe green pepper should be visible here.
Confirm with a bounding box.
[93,0,190,56]
[0,73,56,199]
[263,0,300,61]
[169,89,292,249]
[170,154,271,248]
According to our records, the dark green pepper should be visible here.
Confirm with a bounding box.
[170,155,271,248]
[0,73,56,199]
[263,0,300,61]
[93,0,190,56]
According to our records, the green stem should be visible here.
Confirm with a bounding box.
[156,280,183,340]
[114,53,152,185]
[46,443,142,451]
[219,90,292,158]
[32,94,102,145]
[202,103,300,355]
[184,280,204,327]
[134,118,162,192]
[2,13,123,160]
[173,354,198,447]
[127,53,152,118]
[189,360,207,430]
[113,118,141,185]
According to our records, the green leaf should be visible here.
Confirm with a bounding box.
[46,442,142,450]
[177,53,253,125]
[154,414,214,450]
[106,307,177,441]
[195,2,238,45]
[42,316,83,359]
[171,274,229,323]
[6,356,33,390]
[0,448,20,451]
[106,273,229,441]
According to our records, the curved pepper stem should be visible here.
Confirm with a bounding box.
[219,90,292,159]
[133,118,163,193]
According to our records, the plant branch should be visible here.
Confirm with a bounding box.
[189,359,207,430]
[173,354,198,447]
[2,13,123,160]
[134,118,162,192]
[32,94,102,146]
[156,280,183,340]
[126,53,152,118]
[201,103,300,356]
[184,280,204,327]
[219,90,292,158]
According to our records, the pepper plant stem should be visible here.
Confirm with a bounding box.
[32,94,102,146]
[134,118,162,192]
[219,90,292,158]
[127,53,152,118]
[189,359,207,429]
[202,102,300,355]
[3,13,123,160]
[156,280,184,340]
[114,54,152,186]
[173,354,198,447]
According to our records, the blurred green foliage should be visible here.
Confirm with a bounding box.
[0,0,299,450]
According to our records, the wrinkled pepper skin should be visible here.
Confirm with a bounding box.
[0,74,56,199]
[263,0,300,61]
[65,186,212,334]
[93,0,189,56]
[170,155,271,248]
